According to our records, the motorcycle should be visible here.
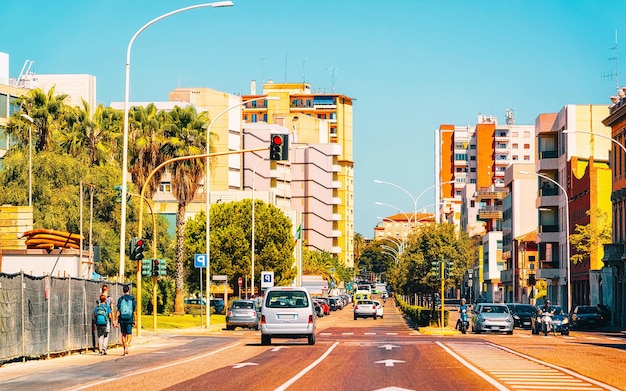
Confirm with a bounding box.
[457,308,469,334]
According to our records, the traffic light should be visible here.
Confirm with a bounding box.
[141,258,152,276]
[129,237,145,261]
[528,274,536,286]
[153,259,167,277]
[269,134,289,161]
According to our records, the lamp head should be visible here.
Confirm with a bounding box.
[21,114,34,123]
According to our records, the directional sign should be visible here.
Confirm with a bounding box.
[194,254,206,268]
[232,362,258,369]
[261,271,274,288]
[378,344,400,351]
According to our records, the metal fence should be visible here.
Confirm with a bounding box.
[0,272,128,364]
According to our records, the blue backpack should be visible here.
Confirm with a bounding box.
[119,296,133,321]
[95,304,108,326]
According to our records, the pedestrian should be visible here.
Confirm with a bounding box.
[116,285,137,356]
[93,294,112,356]
[98,284,116,355]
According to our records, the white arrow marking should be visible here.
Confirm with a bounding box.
[378,344,400,351]
[232,362,258,369]
[375,359,405,367]
[271,346,289,352]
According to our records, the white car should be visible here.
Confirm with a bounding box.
[373,300,384,319]
[354,300,378,320]
[260,286,316,345]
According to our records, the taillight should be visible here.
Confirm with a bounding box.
[227,311,233,317]
[308,315,314,324]
[261,315,266,325]
[355,305,359,310]
[372,306,376,310]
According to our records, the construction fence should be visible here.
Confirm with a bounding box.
[0,271,128,364]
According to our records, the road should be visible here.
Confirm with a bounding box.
[1,299,625,391]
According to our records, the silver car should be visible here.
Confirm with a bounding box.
[472,303,514,334]
[260,286,316,345]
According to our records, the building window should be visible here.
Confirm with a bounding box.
[470,178,476,183]
[470,156,476,161]
[159,182,171,192]
[512,155,518,160]
[524,155,530,161]
[511,131,518,137]
[470,144,476,149]
[455,153,468,160]
[512,143,518,149]
[0,93,7,118]
[251,114,257,123]
[263,114,267,122]
[470,167,476,172]
[524,131,531,138]
[524,143,530,149]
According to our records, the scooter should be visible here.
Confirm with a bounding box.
[458,308,469,334]
[541,310,555,336]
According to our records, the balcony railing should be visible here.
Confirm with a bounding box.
[539,224,559,233]
[539,150,558,159]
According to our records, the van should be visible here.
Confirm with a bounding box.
[260,286,316,345]
[353,290,371,303]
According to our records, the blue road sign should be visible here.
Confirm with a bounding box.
[194,254,206,268]
[261,271,274,288]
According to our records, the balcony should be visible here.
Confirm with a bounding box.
[477,206,502,220]
[331,197,342,205]
[474,188,508,201]
[500,269,513,283]
[331,229,341,237]
[538,267,561,281]
[538,150,558,159]
[539,224,559,233]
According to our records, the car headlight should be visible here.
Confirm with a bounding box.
[478,315,485,322]
[506,316,513,323]
[513,315,520,320]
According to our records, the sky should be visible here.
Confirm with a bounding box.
[1,1,624,237]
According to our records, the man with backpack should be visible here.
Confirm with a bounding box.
[94,294,112,356]
[116,285,137,356]
[98,284,116,355]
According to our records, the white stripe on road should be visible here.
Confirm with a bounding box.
[69,342,241,390]
[274,342,340,391]
[436,341,509,391]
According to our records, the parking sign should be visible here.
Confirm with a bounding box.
[194,254,206,268]
[261,271,274,288]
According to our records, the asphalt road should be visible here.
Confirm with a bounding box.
[1,299,625,391]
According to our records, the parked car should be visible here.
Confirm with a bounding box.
[330,296,344,310]
[472,303,514,334]
[373,300,384,319]
[225,299,260,330]
[210,299,225,314]
[506,303,536,329]
[328,297,341,311]
[260,286,316,345]
[531,305,570,335]
[596,304,612,324]
[570,305,604,329]
[354,299,378,320]
[314,299,330,316]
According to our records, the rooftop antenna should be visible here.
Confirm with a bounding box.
[602,29,619,93]
[328,66,340,92]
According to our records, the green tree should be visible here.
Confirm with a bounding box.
[569,208,612,265]
[161,105,208,314]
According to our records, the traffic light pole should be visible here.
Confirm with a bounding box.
[135,147,268,332]
[440,261,445,333]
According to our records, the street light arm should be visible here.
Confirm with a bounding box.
[562,129,626,155]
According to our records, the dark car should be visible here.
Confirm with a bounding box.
[531,305,570,335]
[570,305,604,329]
[226,299,260,330]
[596,304,612,324]
[506,303,536,329]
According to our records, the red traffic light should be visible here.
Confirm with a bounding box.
[137,239,144,247]
[272,135,283,146]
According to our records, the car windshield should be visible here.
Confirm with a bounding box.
[481,305,508,314]
[515,305,535,313]
[265,291,309,308]
[357,300,373,305]
[577,306,599,314]
[232,301,254,309]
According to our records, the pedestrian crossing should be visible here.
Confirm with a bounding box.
[441,341,620,391]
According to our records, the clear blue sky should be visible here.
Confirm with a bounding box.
[1,1,623,237]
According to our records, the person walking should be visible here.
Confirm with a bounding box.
[99,284,116,355]
[116,285,137,356]
[93,294,112,356]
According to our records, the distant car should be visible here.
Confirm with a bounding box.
[531,305,570,335]
[570,305,604,329]
[506,303,536,329]
[210,299,225,314]
[472,303,514,334]
[596,304,612,324]
[313,301,324,317]
[260,286,316,345]
[226,300,260,330]
[354,299,378,320]
[314,299,330,316]
[373,300,384,319]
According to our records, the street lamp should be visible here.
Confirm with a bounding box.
[119,1,234,284]
[520,170,571,312]
[250,152,269,299]
[20,114,33,207]
[562,129,626,155]
[204,96,277,324]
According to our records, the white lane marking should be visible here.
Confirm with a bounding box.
[386,332,398,335]
[436,341,509,391]
[233,362,258,369]
[378,344,400,351]
[69,342,241,390]
[271,346,289,352]
[342,332,354,335]
[320,332,332,336]
[364,332,377,335]
[274,342,340,391]
[485,342,621,391]
[375,359,405,367]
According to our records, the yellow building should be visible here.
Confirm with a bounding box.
[243,82,355,268]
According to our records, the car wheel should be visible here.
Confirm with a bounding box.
[308,333,316,345]
[562,330,569,336]
[261,334,271,345]
[507,331,513,335]
[354,315,357,320]
[373,314,377,320]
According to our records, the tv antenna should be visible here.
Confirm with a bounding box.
[328,67,340,92]
[602,30,619,94]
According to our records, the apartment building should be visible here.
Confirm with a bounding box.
[437,113,535,302]
[535,104,611,310]
[242,82,355,268]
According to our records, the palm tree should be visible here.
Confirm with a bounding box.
[161,105,208,314]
